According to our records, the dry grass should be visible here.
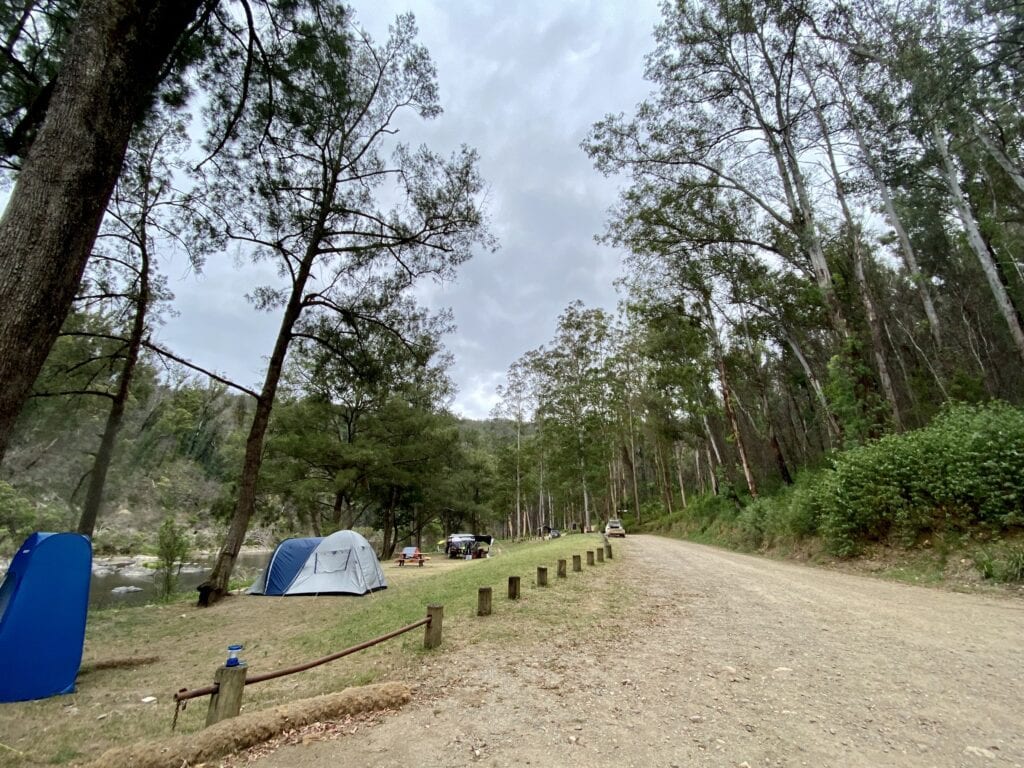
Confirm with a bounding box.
[0,534,625,767]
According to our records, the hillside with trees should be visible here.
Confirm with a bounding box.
[2,0,1024,597]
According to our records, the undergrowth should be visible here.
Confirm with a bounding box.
[641,402,1024,580]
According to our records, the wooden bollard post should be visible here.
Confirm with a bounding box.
[205,663,247,726]
[477,587,492,616]
[572,554,582,572]
[586,550,595,566]
[596,547,604,563]
[424,604,443,649]
[557,559,567,578]
[537,566,548,587]
[605,543,613,559]
[508,575,521,600]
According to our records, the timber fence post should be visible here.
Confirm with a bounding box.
[605,543,613,559]
[557,559,567,578]
[508,575,521,600]
[205,663,246,727]
[596,547,604,563]
[572,554,582,572]
[424,605,444,649]
[586,550,595,566]
[477,587,492,616]
[537,566,548,587]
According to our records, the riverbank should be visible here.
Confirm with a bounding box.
[0,548,273,609]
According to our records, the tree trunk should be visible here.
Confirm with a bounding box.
[701,412,724,466]
[380,488,397,560]
[625,396,642,523]
[198,247,318,606]
[759,391,793,485]
[653,440,674,517]
[673,442,688,508]
[934,125,1024,365]
[837,76,943,348]
[782,330,841,445]
[77,242,151,537]
[760,81,848,340]
[704,445,719,495]
[0,0,207,463]
[705,298,757,498]
[804,72,904,431]
[514,418,522,538]
[975,124,1024,198]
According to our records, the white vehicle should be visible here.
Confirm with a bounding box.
[605,518,626,538]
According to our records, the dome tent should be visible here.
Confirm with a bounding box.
[248,530,386,596]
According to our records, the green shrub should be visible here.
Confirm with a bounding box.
[764,472,830,542]
[972,549,997,579]
[1002,548,1024,582]
[156,516,190,599]
[92,527,148,555]
[0,481,71,553]
[817,402,1024,556]
[974,545,1024,583]
[735,497,771,550]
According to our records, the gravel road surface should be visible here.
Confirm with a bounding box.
[251,535,1024,768]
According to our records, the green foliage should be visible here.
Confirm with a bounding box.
[0,480,69,552]
[91,527,147,556]
[810,402,1024,555]
[974,545,1024,583]
[823,344,889,447]
[156,516,189,599]
[639,403,1024,563]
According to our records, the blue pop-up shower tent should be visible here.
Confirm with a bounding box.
[0,532,91,702]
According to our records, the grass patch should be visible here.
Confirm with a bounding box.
[0,534,619,767]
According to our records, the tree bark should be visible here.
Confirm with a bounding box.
[803,69,904,431]
[653,440,674,517]
[705,298,757,498]
[975,124,1024,198]
[782,330,841,445]
[0,0,207,463]
[704,444,719,496]
[198,245,318,606]
[934,125,1024,365]
[77,241,151,537]
[673,442,688,508]
[836,75,943,348]
[625,392,642,524]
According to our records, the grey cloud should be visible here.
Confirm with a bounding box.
[150,0,663,417]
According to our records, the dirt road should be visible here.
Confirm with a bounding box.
[252,536,1024,768]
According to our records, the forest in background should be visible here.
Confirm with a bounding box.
[2,0,1024,588]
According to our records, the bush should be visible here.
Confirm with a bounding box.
[0,481,71,553]
[156,517,190,599]
[974,545,1024,583]
[816,402,1024,556]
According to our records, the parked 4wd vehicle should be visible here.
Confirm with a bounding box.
[605,518,626,537]
[445,533,494,559]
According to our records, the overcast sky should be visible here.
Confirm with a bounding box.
[152,0,663,419]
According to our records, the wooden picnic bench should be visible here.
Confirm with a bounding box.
[394,548,429,567]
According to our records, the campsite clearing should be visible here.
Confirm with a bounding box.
[0,535,618,766]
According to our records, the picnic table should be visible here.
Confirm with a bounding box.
[394,546,429,566]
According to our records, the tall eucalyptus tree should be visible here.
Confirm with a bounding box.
[198,5,491,604]
[0,0,215,461]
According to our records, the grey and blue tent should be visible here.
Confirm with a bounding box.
[248,530,386,596]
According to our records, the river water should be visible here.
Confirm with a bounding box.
[89,550,271,609]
